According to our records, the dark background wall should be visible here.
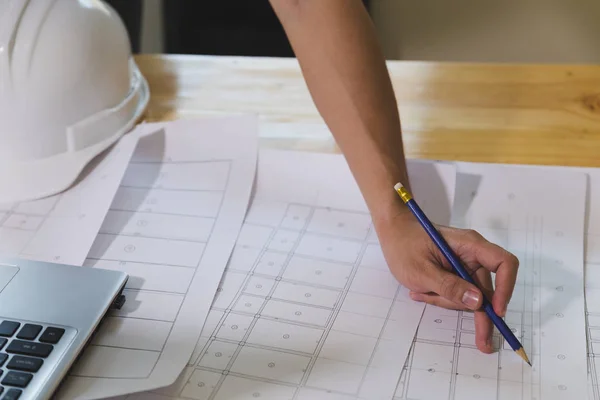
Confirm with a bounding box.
[105,0,371,56]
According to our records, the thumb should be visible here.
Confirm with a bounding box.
[433,268,483,311]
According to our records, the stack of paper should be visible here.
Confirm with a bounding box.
[394,163,589,399]
[55,117,259,399]
[11,114,599,399]
[135,149,456,400]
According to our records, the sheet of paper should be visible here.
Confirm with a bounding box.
[119,149,457,400]
[585,168,600,400]
[0,132,138,266]
[56,116,258,399]
[497,165,600,400]
[393,162,588,400]
[547,166,600,400]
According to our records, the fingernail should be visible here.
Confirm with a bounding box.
[409,292,422,302]
[462,290,480,309]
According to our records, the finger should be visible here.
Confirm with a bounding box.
[472,265,496,301]
[412,289,495,354]
[474,309,494,353]
[476,242,518,316]
[425,264,484,311]
[490,251,519,317]
[473,271,495,353]
[453,229,519,317]
[414,266,497,337]
[409,291,467,311]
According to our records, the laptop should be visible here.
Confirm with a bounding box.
[0,257,128,400]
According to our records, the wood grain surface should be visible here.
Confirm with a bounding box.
[134,54,600,167]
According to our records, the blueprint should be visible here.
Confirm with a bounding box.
[489,164,600,400]
[568,166,600,400]
[118,149,457,400]
[56,117,258,399]
[0,133,138,266]
[393,162,588,400]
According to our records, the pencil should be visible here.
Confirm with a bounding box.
[394,182,531,366]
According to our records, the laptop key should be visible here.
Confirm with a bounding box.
[0,353,7,367]
[0,337,6,350]
[6,340,53,358]
[0,321,19,337]
[39,327,65,344]
[3,388,21,400]
[16,324,42,340]
[7,356,43,372]
[1,371,33,388]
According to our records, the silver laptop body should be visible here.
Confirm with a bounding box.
[0,257,127,400]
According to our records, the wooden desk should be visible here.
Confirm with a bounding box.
[134,54,600,167]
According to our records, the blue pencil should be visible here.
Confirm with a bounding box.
[394,182,531,366]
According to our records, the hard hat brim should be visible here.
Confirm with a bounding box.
[0,60,150,205]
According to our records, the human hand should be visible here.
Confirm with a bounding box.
[375,209,519,354]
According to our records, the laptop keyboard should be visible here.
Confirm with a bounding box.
[0,319,70,399]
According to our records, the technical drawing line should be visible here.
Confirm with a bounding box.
[112,150,456,400]
[84,160,231,370]
[165,202,429,400]
[58,116,258,400]
[394,162,587,400]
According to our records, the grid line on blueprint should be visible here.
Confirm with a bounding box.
[198,203,314,395]
[170,201,416,400]
[70,158,233,380]
[588,291,600,399]
[393,214,545,400]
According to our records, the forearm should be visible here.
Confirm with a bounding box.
[270,0,409,225]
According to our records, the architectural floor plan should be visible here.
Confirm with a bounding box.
[587,234,600,400]
[56,117,258,399]
[120,149,457,400]
[393,162,589,400]
[581,168,600,400]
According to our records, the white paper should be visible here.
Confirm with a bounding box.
[0,132,138,266]
[555,166,600,400]
[393,162,588,400]
[119,149,457,400]
[585,167,600,400]
[56,116,258,399]
[480,164,600,400]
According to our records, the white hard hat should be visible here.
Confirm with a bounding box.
[0,0,149,203]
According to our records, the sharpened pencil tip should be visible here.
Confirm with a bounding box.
[515,347,531,366]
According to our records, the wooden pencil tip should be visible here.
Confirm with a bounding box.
[516,347,531,366]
